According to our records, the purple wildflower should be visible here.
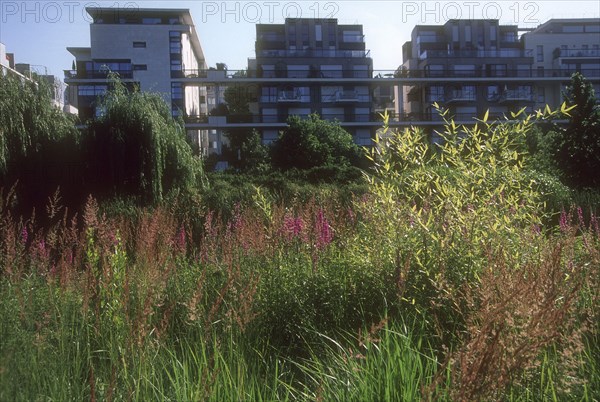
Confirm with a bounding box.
[559,209,569,233]
[315,209,333,250]
[21,226,28,245]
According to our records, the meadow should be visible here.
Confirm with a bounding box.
[1,105,599,401]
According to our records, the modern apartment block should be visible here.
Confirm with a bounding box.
[522,19,600,109]
[398,20,535,129]
[248,18,375,146]
[397,18,600,139]
[63,7,209,151]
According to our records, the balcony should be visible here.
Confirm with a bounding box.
[335,90,359,102]
[277,90,304,102]
[420,49,532,59]
[445,89,476,103]
[499,89,533,103]
[64,69,133,79]
[554,47,600,59]
[257,49,370,58]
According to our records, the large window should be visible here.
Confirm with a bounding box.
[536,45,544,62]
[78,85,107,96]
[320,65,342,78]
[170,31,182,54]
[343,30,362,43]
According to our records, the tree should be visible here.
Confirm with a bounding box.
[553,73,600,188]
[0,73,82,212]
[270,114,361,170]
[239,130,270,173]
[84,75,203,203]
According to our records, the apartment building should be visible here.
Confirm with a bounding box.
[63,7,210,152]
[522,19,600,109]
[398,20,535,130]
[248,18,375,146]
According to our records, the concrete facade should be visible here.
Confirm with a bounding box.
[398,19,535,136]
[522,19,600,109]
[64,7,210,153]
[249,18,375,146]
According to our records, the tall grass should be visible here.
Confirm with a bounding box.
[1,108,599,400]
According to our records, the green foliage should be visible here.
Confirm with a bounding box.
[0,74,82,212]
[238,129,271,172]
[271,114,361,170]
[362,107,568,316]
[84,75,204,203]
[552,73,600,188]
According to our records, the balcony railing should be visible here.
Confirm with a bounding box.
[445,90,476,103]
[420,49,532,59]
[554,48,600,59]
[257,49,370,58]
[63,69,133,79]
[500,90,533,102]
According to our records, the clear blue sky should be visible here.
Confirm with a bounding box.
[1,0,599,77]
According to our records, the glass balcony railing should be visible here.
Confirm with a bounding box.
[554,48,600,58]
[420,49,532,59]
[257,49,370,58]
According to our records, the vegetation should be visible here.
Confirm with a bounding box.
[84,75,203,203]
[528,73,600,190]
[271,113,362,170]
[0,72,599,400]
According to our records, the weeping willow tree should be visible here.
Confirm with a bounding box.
[0,73,82,212]
[85,74,204,203]
[0,74,78,173]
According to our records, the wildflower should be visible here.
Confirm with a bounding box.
[21,226,28,245]
[282,214,304,241]
[559,209,569,233]
[315,209,333,249]
[175,226,186,253]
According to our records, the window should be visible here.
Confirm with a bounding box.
[487,85,499,101]
[452,25,459,42]
[170,59,182,71]
[328,25,336,46]
[315,25,322,41]
[427,86,445,102]
[288,24,296,47]
[536,45,544,62]
[320,65,342,78]
[454,64,475,76]
[343,30,362,42]
[169,31,182,54]
[491,64,507,77]
[133,41,146,48]
[465,25,472,42]
[353,65,369,78]
[490,25,497,41]
[78,85,107,96]
[261,87,278,103]
[425,64,444,77]
[301,23,309,46]
[537,86,545,103]
[142,17,161,24]
[537,66,545,77]
[287,65,309,78]
[171,83,183,99]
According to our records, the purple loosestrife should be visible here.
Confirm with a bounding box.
[559,209,570,233]
[282,214,304,242]
[21,226,28,245]
[315,208,333,250]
